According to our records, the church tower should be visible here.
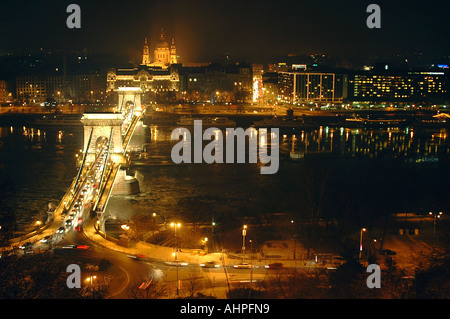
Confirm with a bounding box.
[170,38,177,64]
[142,37,150,66]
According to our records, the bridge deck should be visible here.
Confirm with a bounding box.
[122,115,140,152]
[95,164,120,212]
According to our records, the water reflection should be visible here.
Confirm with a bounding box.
[2,122,450,229]
[279,126,449,161]
[0,125,82,228]
[131,124,450,164]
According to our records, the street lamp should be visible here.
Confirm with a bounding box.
[242,225,247,263]
[86,275,97,286]
[170,222,181,252]
[429,212,443,236]
[359,228,366,262]
[203,237,208,254]
[170,222,181,297]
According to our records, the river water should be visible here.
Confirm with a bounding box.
[1,120,450,230]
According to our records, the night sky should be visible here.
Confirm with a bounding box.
[1,0,449,64]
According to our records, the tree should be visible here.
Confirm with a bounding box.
[126,274,168,299]
[0,252,110,299]
[128,214,159,242]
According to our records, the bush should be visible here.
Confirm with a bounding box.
[98,259,111,271]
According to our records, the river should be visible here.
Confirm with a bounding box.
[1,120,450,232]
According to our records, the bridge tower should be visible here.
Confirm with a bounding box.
[80,112,126,164]
[117,87,143,116]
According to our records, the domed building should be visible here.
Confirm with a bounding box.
[142,28,177,69]
[106,28,180,102]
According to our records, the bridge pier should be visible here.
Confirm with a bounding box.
[96,211,106,233]
[111,169,140,195]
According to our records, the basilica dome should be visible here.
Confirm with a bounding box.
[156,29,169,48]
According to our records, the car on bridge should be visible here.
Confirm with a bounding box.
[19,242,33,250]
[233,263,254,269]
[57,226,65,234]
[40,235,53,243]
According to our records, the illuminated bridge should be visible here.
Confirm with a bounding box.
[70,87,144,232]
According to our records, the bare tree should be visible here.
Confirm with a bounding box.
[126,274,168,299]
[184,268,204,298]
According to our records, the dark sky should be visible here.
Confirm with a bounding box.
[1,0,449,64]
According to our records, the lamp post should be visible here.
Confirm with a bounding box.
[359,228,366,262]
[429,212,443,237]
[242,225,247,263]
[203,237,208,254]
[170,222,181,297]
[170,222,181,252]
[249,239,254,284]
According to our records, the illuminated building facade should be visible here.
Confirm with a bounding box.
[252,64,264,102]
[0,80,9,102]
[349,71,448,103]
[181,63,253,103]
[106,65,180,101]
[16,73,105,103]
[278,71,347,104]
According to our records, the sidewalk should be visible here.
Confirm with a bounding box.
[82,218,323,269]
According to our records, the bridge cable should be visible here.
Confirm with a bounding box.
[74,127,93,193]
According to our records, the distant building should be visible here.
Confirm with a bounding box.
[16,73,105,103]
[278,71,347,105]
[349,70,448,103]
[262,72,279,104]
[107,65,180,102]
[181,63,253,103]
[0,80,11,102]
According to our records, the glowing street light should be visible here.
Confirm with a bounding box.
[85,275,97,286]
[242,225,247,262]
[429,211,443,236]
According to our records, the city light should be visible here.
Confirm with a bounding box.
[1,2,449,303]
